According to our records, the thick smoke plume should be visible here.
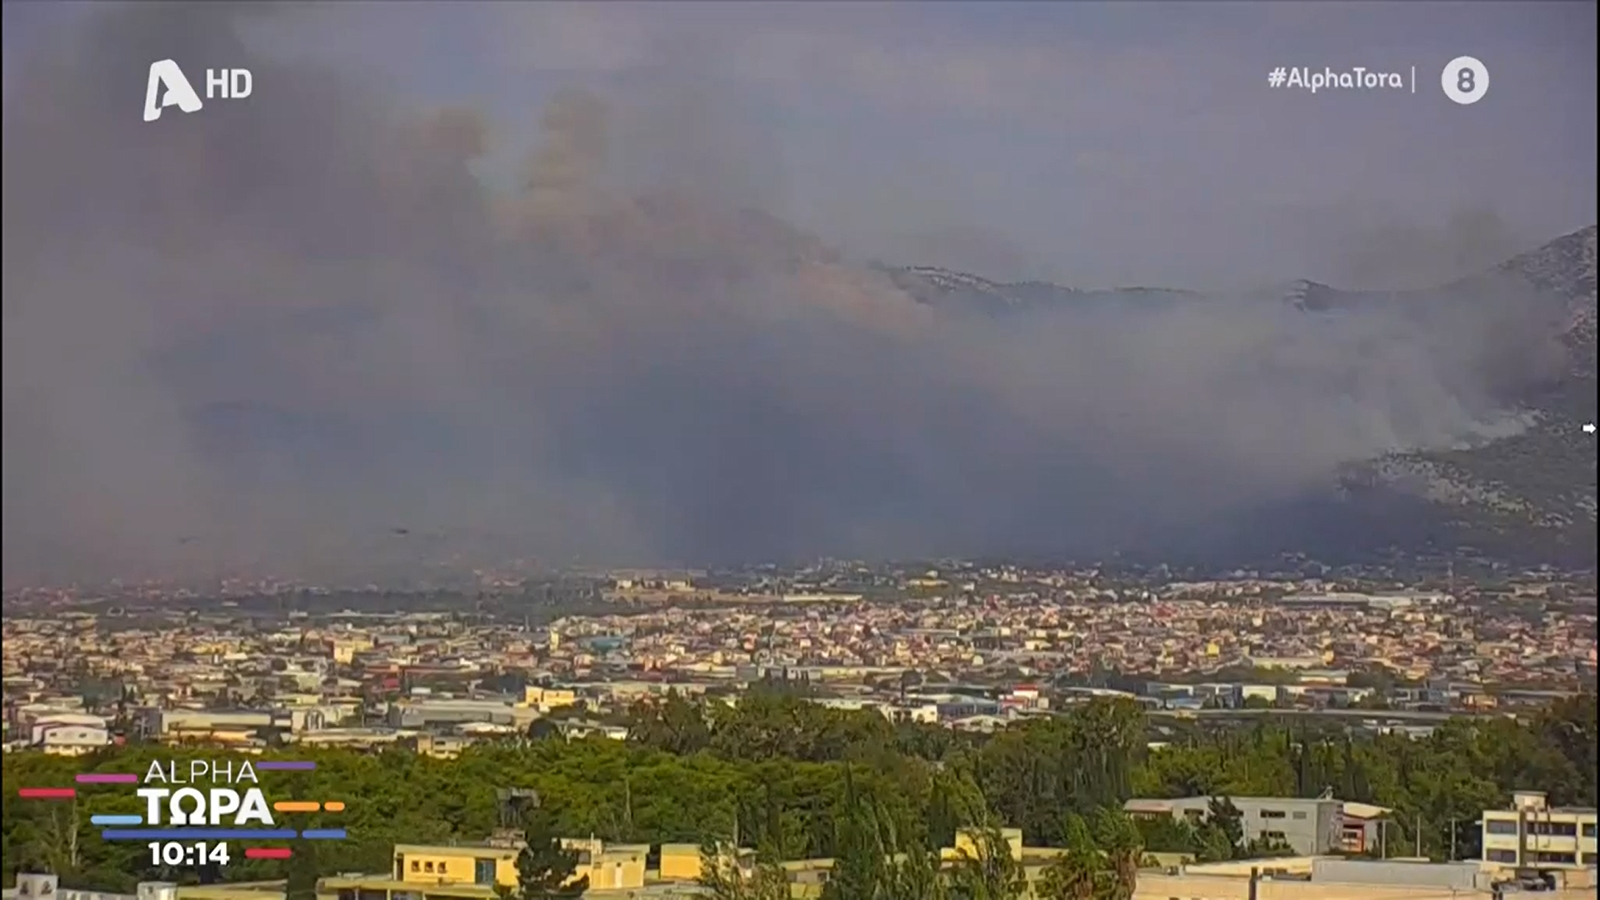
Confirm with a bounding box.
[0,5,1572,584]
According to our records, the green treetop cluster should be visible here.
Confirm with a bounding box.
[2,691,1593,897]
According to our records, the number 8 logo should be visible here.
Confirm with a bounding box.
[1442,56,1489,106]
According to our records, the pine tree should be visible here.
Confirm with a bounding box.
[510,808,587,899]
[882,832,947,900]
[947,826,1025,900]
[697,837,789,900]
[1037,814,1099,900]
[822,768,882,900]
[1205,797,1244,856]
[285,840,319,900]
[1089,809,1143,900]
[822,768,949,900]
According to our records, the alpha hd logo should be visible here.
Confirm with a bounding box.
[143,59,253,122]
[16,759,346,864]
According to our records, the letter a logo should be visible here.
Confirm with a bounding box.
[144,59,203,122]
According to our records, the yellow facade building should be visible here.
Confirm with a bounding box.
[657,843,705,882]
[522,686,579,712]
[941,827,1025,863]
[318,838,647,900]
[657,842,761,883]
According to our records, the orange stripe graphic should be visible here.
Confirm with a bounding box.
[273,801,321,813]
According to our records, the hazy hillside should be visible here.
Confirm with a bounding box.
[886,266,1202,315]
[1352,225,1598,565]
[901,225,1599,566]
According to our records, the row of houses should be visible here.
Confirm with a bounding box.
[4,682,1054,758]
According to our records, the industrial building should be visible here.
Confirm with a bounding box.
[1124,795,1349,856]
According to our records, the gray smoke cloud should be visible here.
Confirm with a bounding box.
[0,3,1575,585]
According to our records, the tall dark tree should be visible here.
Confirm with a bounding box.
[285,840,319,900]
[1205,797,1244,856]
[505,808,587,899]
[882,831,947,900]
[823,768,881,900]
[1089,809,1143,900]
[1037,814,1101,900]
[947,826,1025,900]
[697,838,789,900]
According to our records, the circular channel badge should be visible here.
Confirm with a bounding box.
[1441,56,1489,105]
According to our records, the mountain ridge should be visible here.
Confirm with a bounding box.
[897,225,1598,566]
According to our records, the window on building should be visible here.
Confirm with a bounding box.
[1260,809,1287,819]
[1486,820,1520,835]
[475,859,496,885]
[1531,821,1577,837]
[1263,830,1287,841]
[438,862,449,875]
[1583,823,1597,838]
[1292,812,1307,820]
[1486,849,1517,863]
[424,862,434,873]
[1532,852,1575,866]
[410,860,420,872]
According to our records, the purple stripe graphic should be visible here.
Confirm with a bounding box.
[255,761,316,771]
[76,773,139,784]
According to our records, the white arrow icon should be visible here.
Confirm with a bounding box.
[1584,423,1597,434]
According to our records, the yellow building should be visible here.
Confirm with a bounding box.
[658,843,706,881]
[941,827,1024,864]
[330,638,373,665]
[522,686,578,712]
[393,842,518,891]
[319,838,646,900]
[1481,790,1598,871]
[405,733,475,759]
[658,842,759,882]
[559,838,650,891]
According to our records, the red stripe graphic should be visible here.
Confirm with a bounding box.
[18,788,76,800]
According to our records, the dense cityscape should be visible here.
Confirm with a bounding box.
[4,565,1597,898]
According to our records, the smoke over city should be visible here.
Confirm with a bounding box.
[0,3,1581,584]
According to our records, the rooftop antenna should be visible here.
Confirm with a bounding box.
[490,787,541,846]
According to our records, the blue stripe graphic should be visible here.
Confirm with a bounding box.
[301,829,347,840]
[90,815,143,826]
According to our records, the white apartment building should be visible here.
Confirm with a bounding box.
[1482,790,1598,871]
